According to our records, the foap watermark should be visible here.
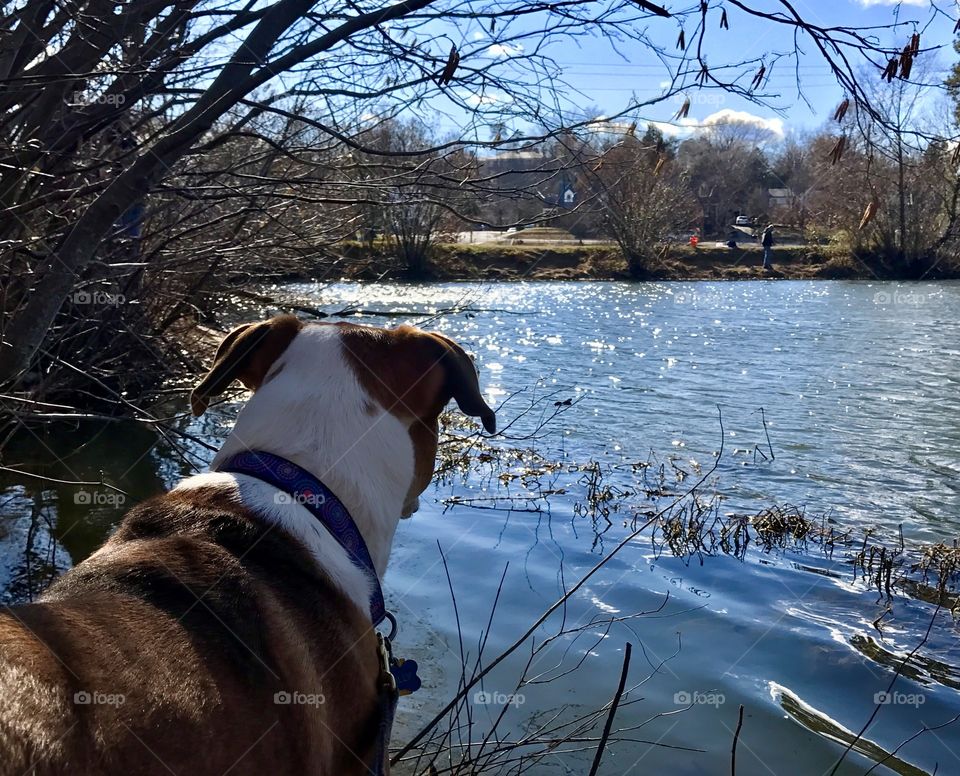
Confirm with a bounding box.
[674,690,725,707]
[74,488,126,508]
[68,92,126,107]
[274,491,326,507]
[473,690,525,708]
[673,91,726,108]
[72,290,126,306]
[874,690,925,708]
[73,690,125,707]
[274,690,325,707]
[872,289,929,306]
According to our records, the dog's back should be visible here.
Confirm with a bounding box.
[0,316,498,774]
[0,486,382,776]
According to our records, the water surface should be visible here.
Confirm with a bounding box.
[3,280,959,775]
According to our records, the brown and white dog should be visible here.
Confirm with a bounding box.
[0,315,495,776]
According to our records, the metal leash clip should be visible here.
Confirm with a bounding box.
[377,632,397,695]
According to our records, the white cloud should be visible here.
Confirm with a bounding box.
[486,42,523,58]
[596,121,632,134]
[465,92,513,107]
[587,108,785,142]
[698,108,784,137]
[648,109,784,139]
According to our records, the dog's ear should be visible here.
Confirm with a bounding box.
[190,315,302,416]
[429,332,497,433]
[340,324,496,433]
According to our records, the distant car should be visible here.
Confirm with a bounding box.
[735,215,752,226]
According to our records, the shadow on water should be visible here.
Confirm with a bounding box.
[0,419,174,602]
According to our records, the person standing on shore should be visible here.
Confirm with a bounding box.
[761,225,774,269]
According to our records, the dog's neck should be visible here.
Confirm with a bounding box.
[207,325,415,577]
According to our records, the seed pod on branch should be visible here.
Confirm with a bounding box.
[677,29,685,50]
[910,33,920,55]
[750,63,766,90]
[859,198,878,231]
[833,97,850,123]
[436,45,460,86]
[489,17,495,33]
[882,57,898,82]
[954,17,960,34]
[899,45,913,79]
[720,9,729,29]
[674,96,691,120]
[697,63,709,85]
[828,134,846,165]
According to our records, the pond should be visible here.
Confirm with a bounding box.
[2,280,959,775]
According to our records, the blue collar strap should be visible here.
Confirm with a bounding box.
[218,449,387,626]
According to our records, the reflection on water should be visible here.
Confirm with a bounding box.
[2,280,960,774]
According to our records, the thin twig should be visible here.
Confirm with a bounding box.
[588,642,632,776]
[760,407,774,461]
[731,704,744,776]
[0,466,131,498]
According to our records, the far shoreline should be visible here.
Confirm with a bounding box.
[252,242,960,283]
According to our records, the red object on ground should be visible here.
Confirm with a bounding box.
[689,234,699,248]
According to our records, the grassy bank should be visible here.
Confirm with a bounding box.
[426,242,960,280]
[287,241,957,282]
[430,242,835,280]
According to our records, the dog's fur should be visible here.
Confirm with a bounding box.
[0,316,495,776]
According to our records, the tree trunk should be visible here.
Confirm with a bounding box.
[897,134,907,267]
[0,0,437,386]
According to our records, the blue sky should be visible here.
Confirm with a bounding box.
[429,0,958,143]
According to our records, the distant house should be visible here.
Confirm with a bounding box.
[480,149,548,177]
[477,149,553,224]
[768,187,797,210]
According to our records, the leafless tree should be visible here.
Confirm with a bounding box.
[797,59,960,275]
[584,130,700,277]
[679,121,773,234]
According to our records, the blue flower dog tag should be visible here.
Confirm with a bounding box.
[390,657,421,696]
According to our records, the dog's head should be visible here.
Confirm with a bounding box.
[190,315,495,516]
